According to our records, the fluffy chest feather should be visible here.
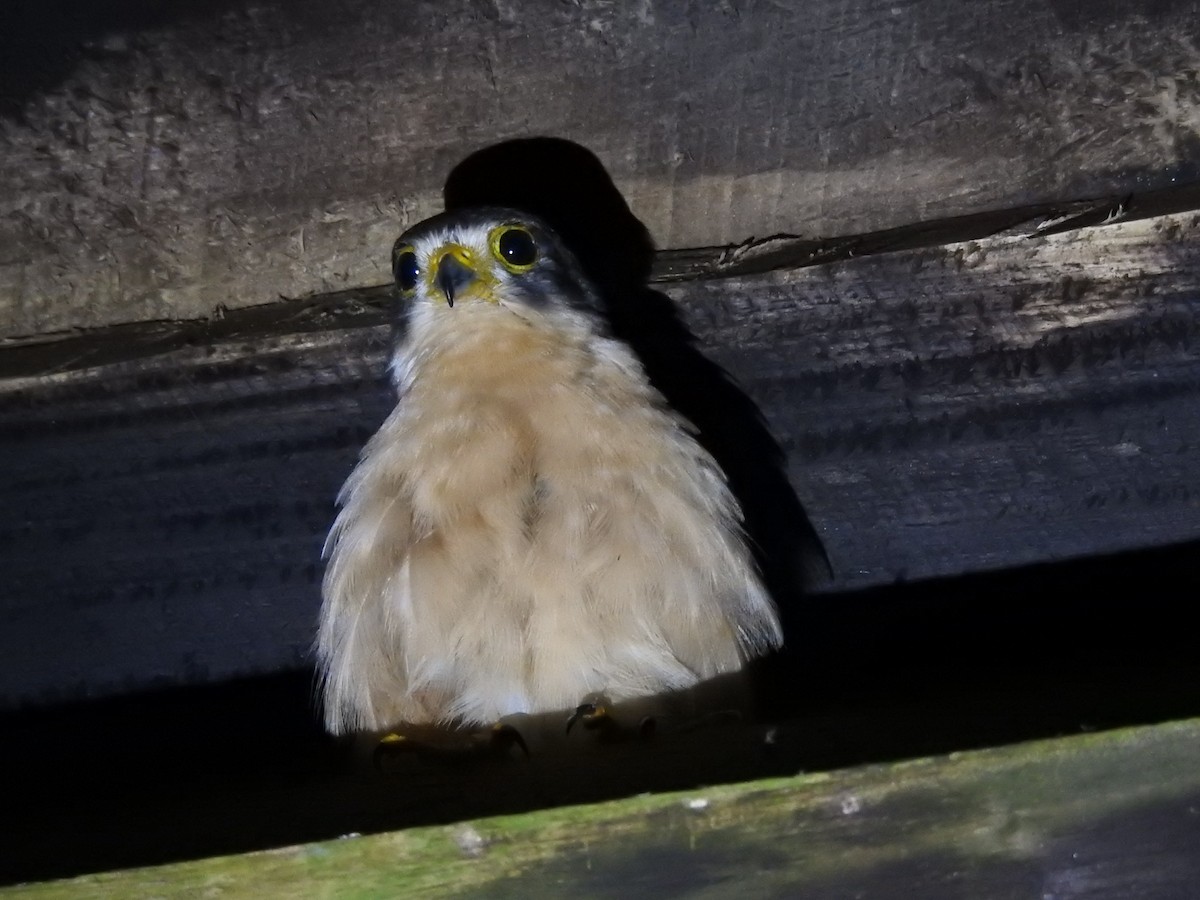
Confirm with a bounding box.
[318,305,780,731]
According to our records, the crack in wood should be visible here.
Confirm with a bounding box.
[2,180,1197,381]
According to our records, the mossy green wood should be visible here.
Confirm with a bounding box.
[10,718,1200,898]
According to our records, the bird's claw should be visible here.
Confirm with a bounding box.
[486,722,530,757]
[373,721,529,772]
[565,700,605,735]
[566,699,656,742]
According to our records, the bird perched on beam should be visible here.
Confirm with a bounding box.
[317,207,782,741]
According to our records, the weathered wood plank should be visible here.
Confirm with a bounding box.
[5,179,1199,379]
[1,207,1197,709]
[8,719,1200,898]
[3,0,1199,334]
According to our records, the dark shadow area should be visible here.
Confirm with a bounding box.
[446,138,831,686]
[3,538,1199,885]
[0,0,260,119]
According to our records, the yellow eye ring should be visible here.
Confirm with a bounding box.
[392,242,420,293]
[489,225,538,273]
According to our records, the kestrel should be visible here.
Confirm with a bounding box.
[317,208,782,737]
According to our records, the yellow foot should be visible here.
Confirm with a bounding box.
[373,722,528,772]
[565,695,656,743]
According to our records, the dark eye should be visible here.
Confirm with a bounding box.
[393,244,419,292]
[494,226,537,270]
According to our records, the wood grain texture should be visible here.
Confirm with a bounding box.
[1,208,1197,709]
[699,215,1200,585]
[3,0,1200,335]
[10,718,1200,898]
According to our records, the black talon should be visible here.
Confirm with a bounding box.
[566,701,603,735]
[565,698,659,743]
[373,732,416,773]
[490,722,530,757]
[371,722,529,770]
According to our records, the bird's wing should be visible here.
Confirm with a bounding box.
[317,406,421,733]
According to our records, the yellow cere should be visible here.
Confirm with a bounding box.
[429,242,500,304]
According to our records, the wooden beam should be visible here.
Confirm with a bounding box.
[8,718,1200,897]
[3,0,1199,335]
[2,201,1198,708]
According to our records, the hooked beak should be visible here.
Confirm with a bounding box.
[435,253,475,308]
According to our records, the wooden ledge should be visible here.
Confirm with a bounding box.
[9,718,1199,897]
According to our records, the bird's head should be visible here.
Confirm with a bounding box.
[390,207,606,328]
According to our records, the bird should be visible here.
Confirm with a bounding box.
[316,207,782,741]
